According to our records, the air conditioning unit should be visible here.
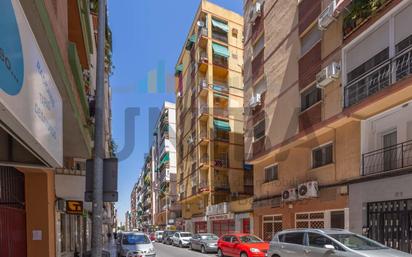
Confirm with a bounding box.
[57,198,66,212]
[316,62,341,88]
[249,93,262,108]
[318,0,338,30]
[197,20,205,28]
[250,2,262,24]
[282,188,298,202]
[298,181,319,199]
[187,135,194,145]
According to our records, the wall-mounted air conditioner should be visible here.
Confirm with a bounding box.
[249,93,262,109]
[316,62,341,88]
[318,0,337,30]
[298,181,319,199]
[282,188,298,202]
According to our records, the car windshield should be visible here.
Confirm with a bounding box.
[180,233,192,237]
[239,235,263,243]
[122,234,150,245]
[201,234,219,240]
[329,234,388,250]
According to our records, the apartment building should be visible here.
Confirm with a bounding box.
[175,0,252,236]
[130,183,139,229]
[152,102,180,229]
[0,0,114,257]
[243,0,412,252]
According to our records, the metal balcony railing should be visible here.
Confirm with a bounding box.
[362,140,412,176]
[344,46,412,108]
[213,55,228,68]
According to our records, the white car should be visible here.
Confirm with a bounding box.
[171,232,193,247]
[117,232,156,257]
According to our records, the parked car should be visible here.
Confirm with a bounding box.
[190,233,219,253]
[161,230,175,245]
[154,231,164,242]
[217,233,269,257]
[117,232,156,257]
[171,231,193,247]
[268,228,412,257]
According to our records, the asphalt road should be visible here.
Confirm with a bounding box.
[154,242,216,257]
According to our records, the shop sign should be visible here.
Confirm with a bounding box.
[0,0,63,167]
[66,200,83,215]
[208,213,234,221]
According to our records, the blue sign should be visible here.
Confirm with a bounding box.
[0,0,24,95]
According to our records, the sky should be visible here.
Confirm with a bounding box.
[108,0,243,224]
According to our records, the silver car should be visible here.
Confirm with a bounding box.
[268,229,412,257]
[189,233,219,253]
[117,232,156,257]
[171,231,193,247]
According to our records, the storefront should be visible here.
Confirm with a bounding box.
[253,186,349,241]
[1,1,63,257]
[209,214,235,237]
[349,174,412,254]
[192,216,208,233]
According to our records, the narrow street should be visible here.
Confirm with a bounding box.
[153,242,216,257]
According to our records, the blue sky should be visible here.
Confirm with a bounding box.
[108,0,243,224]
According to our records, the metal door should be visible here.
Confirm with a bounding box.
[368,199,412,253]
[0,167,26,257]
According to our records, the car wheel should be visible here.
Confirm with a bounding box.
[179,241,183,248]
[240,252,248,257]
[217,248,225,257]
[189,243,192,250]
[201,245,206,253]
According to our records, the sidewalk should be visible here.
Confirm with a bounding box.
[103,238,117,257]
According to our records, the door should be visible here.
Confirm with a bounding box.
[220,235,232,256]
[278,232,306,257]
[383,131,398,171]
[305,232,342,257]
[192,234,200,250]
[242,218,250,234]
[368,199,412,254]
[0,167,26,257]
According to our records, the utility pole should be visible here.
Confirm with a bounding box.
[91,0,106,256]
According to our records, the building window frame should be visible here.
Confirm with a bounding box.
[301,85,322,112]
[311,142,334,169]
[264,164,278,183]
[253,118,266,142]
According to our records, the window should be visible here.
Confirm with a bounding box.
[301,25,321,56]
[301,86,321,111]
[264,165,278,182]
[312,143,333,168]
[253,119,265,141]
[253,35,265,57]
[296,212,325,229]
[283,232,305,245]
[308,233,343,251]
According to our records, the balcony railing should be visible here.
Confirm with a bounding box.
[344,46,412,108]
[206,202,228,216]
[213,55,228,68]
[214,108,229,118]
[362,140,412,176]
[191,185,198,196]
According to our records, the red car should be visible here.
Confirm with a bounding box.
[148,232,156,241]
[217,233,269,257]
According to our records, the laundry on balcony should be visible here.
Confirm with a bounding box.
[212,42,230,58]
[213,119,230,131]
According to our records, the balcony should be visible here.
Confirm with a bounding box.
[191,185,198,196]
[211,18,228,43]
[198,51,209,73]
[362,140,412,176]
[344,46,412,108]
[199,154,209,167]
[206,202,229,216]
[199,180,209,192]
[198,79,208,97]
[343,0,391,38]
[198,104,209,120]
[198,27,208,48]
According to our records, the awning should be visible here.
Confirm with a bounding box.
[175,64,183,75]
[212,19,229,32]
[185,34,197,50]
[160,153,170,165]
[214,119,231,131]
[213,85,228,92]
[190,34,198,43]
[212,43,230,58]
